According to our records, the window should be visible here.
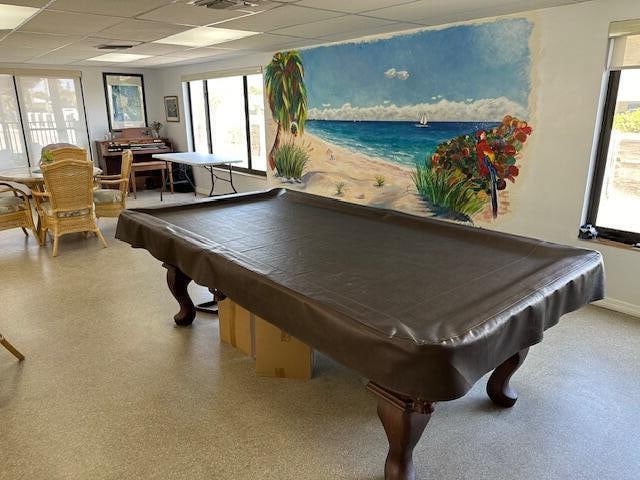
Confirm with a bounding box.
[586,32,640,245]
[16,76,89,163]
[185,72,266,175]
[0,71,90,169]
[0,75,27,168]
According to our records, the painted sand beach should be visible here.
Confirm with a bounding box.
[273,122,514,220]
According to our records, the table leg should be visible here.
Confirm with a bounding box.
[367,382,435,480]
[0,333,25,361]
[160,168,165,202]
[208,166,215,197]
[168,162,174,194]
[228,162,237,193]
[486,347,529,407]
[163,264,196,326]
[130,170,137,199]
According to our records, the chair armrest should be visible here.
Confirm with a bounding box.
[31,190,49,203]
[95,178,128,187]
[0,181,31,197]
[95,174,122,180]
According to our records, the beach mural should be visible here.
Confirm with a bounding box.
[265,18,534,222]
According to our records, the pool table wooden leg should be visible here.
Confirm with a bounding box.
[164,264,196,326]
[487,347,529,407]
[368,382,435,480]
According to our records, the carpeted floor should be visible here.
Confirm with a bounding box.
[1,191,639,480]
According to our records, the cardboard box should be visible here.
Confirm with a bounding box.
[217,298,254,356]
[254,316,314,380]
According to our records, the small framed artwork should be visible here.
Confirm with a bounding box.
[103,73,147,130]
[164,96,180,122]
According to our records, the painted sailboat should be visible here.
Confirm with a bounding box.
[416,112,429,128]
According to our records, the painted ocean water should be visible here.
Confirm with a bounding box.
[305,120,500,168]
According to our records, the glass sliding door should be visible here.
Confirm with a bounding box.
[0,74,28,168]
[15,75,89,162]
[246,74,267,172]
[188,80,210,154]
[207,76,249,168]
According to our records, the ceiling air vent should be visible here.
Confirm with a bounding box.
[190,0,261,10]
[96,44,135,51]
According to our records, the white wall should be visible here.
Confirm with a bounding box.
[0,63,164,162]
[151,0,640,315]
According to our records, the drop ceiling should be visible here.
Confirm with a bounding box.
[0,0,592,68]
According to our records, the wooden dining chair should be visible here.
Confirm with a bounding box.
[32,159,107,256]
[0,332,24,361]
[94,150,133,218]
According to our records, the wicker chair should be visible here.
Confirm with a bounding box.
[94,150,133,218]
[0,181,40,244]
[0,332,24,361]
[46,146,87,162]
[32,159,107,257]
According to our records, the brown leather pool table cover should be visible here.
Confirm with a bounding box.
[116,189,604,401]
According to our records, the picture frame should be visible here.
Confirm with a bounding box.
[164,95,180,122]
[103,73,148,131]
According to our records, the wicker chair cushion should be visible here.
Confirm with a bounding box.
[93,189,123,204]
[42,203,88,218]
[0,197,27,214]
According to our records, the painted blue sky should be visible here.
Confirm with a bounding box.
[300,19,532,116]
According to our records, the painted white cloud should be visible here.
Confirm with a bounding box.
[384,67,409,80]
[322,103,331,107]
[308,97,527,122]
[384,68,396,78]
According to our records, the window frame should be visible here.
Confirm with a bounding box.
[585,69,640,245]
[186,74,266,177]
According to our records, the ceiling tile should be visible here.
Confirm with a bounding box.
[297,0,418,14]
[168,47,231,59]
[128,55,187,66]
[274,15,396,38]
[0,32,81,49]
[93,19,191,42]
[138,3,253,26]
[213,32,310,51]
[0,46,39,61]
[126,42,194,56]
[49,0,172,17]
[1,0,49,6]
[19,10,123,35]
[317,22,420,42]
[26,51,95,64]
[215,5,344,32]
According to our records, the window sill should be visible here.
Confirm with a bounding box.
[578,237,640,252]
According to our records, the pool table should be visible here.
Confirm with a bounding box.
[116,188,604,480]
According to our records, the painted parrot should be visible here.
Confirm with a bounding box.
[475,131,499,219]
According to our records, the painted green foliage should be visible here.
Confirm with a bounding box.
[413,115,533,221]
[264,51,308,170]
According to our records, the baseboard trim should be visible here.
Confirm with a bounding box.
[594,298,640,318]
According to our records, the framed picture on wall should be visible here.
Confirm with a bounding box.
[103,73,148,131]
[164,96,180,122]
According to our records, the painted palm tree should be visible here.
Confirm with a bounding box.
[264,50,307,170]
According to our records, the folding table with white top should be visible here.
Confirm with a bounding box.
[152,152,242,197]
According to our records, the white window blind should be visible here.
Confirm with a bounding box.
[0,74,28,168]
[15,75,89,162]
[609,19,640,69]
